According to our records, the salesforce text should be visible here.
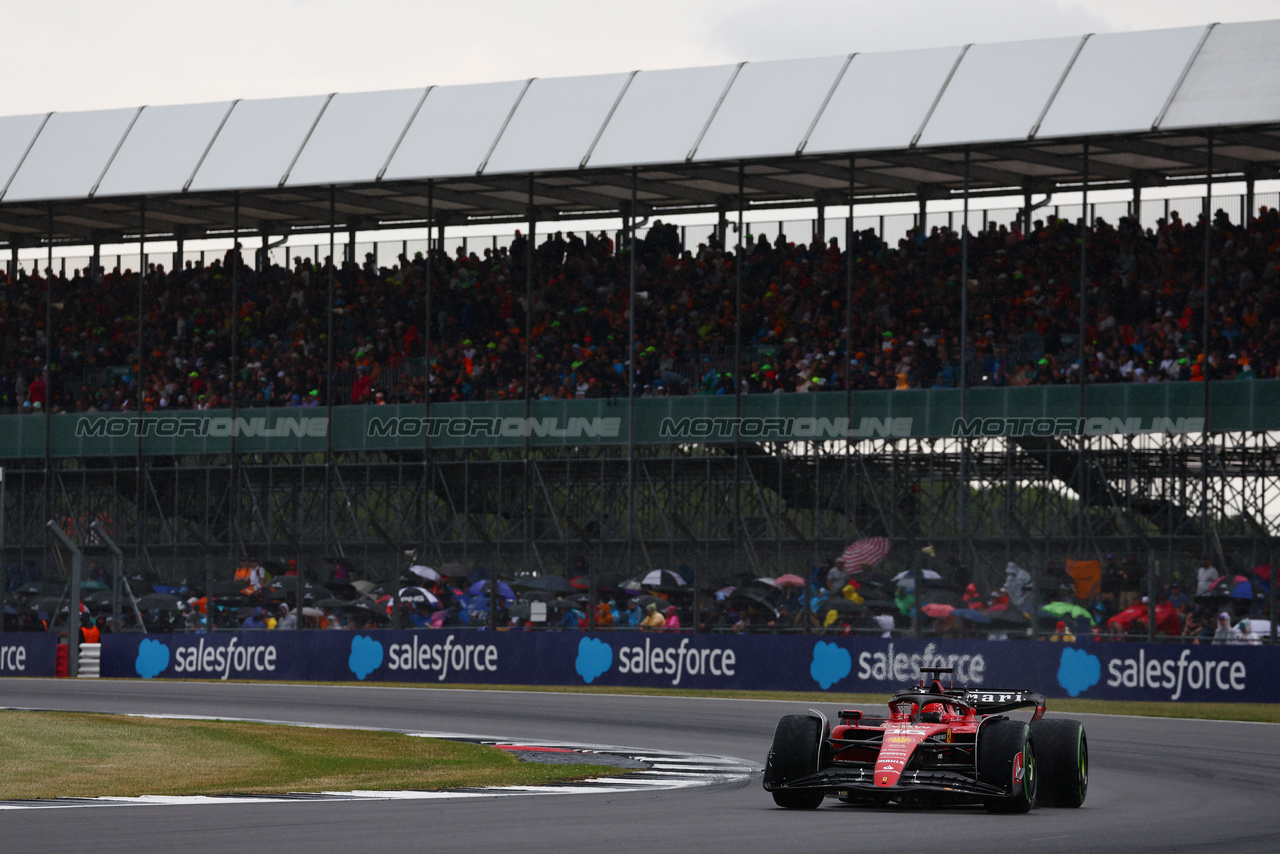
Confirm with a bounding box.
[857,643,986,684]
[387,635,498,681]
[616,637,735,686]
[171,637,277,680]
[1106,649,1245,700]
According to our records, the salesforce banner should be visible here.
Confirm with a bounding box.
[99,631,1279,704]
[0,633,58,677]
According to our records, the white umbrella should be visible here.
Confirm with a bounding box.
[892,569,942,588]
[409,565,442,581]
[622,568,686,591]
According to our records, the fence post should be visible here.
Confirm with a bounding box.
[47,521,82,677]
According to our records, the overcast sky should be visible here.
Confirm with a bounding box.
[3,0,1277,115]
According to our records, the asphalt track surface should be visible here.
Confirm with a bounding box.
[3,679,1279,854]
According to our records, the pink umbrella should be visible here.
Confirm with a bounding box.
[840,537,891,573]
[775,574,807,588]
[921,603,954,618]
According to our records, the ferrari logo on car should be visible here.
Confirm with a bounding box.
[881,775,888,784]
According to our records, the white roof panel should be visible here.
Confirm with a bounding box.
[484,72,633,175]
[803,46,964,155]
[4,108,138,202]
[1038,27,1206,139]
[693,55,848,162]
[94,101,233,198]
[587,65,737,169]
[1159,21,1280,130]
[917,36,1082,147]
[188,95,329,192]
[381,80,528,181]
[0,114,47,198]
[285,87,426,187]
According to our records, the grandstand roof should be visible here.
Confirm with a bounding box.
[3,19,1280,245]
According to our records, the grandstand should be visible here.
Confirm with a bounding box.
[0,21,1278,626]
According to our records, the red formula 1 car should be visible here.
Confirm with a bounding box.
[763,668,1087,813]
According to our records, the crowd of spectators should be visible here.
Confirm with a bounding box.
[1,203,1278,414]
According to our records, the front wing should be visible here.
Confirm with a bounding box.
[764,764,1007,799]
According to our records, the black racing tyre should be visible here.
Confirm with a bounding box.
[978,718,1037,813]
[1031,718,1088,808]
[763,714,826,809]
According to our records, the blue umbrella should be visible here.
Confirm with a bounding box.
[468,580,516,600]
[1230,579,1254,599]
[953,608,992,624]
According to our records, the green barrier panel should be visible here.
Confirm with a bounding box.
[2,379,1274,458]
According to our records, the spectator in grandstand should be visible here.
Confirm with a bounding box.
[241,606,269,630]
[1048,621,1076,643]
[639,602,665,631]
[1211,611,1241,645]
[7,204,1280,413]
[276,604,297,630]
[1195,556,1219,597]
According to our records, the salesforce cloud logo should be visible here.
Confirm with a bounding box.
[810,641,852,690]
[1057,647,1101,697]
[135,638,170,679]
[575,637,612,684]
[348,635,384,681]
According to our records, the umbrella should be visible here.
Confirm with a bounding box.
[16,582,62,597]
[839,537,891,573]
[398,587,441,608]
[1241,618,1273,635]
[1041,601,1095,623]
[891,569,942,588]
[953,608,992,624]
[774,573,806,588]
[136,593,182,611]
[569,575,590,590]
[512,575,576,594]
[631,594,667,609]
[1252,565,1272,582]
[1230,579,1254,599]
[408,565,442,582]
[920,589,965,608]
[313,597,359,609]
[988,609,1030,628]
[921,603,955,618]
[622,569,687,591]
[859,597,899,611]
[438,563,468,578]
[467,580,516,600]
[79,580,111,592]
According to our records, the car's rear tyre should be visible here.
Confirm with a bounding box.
[1031,718,1087,807]
[978,718,1037,813]
[764,714,826,809]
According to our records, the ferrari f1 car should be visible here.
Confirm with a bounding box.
[763,668,1087,812]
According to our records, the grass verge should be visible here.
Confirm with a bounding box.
[0,711,623,800]
[267,680,1280,724]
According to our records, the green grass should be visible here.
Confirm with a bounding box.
[0,711,623,800]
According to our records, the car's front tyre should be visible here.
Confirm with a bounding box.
[763,714,826,809]
[978,718,1037,813]
[1031,718,1087,807]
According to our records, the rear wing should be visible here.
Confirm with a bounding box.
[963,689,1046,720]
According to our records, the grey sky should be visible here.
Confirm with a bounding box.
[3,0,1276,115]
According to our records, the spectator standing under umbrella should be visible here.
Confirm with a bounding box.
[1196,556,1219,597]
